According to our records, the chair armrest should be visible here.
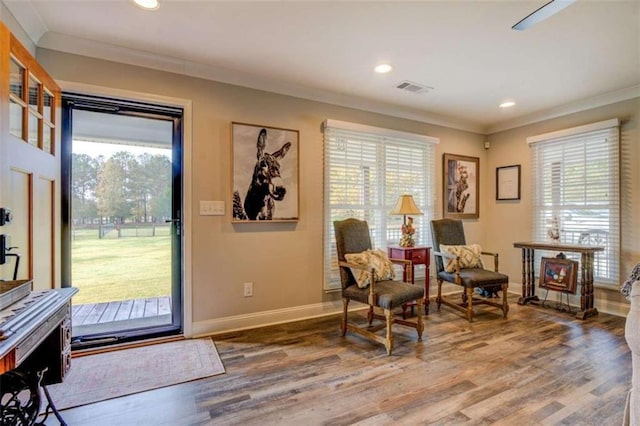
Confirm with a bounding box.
[389,258,412,282]
[480,251,500,272]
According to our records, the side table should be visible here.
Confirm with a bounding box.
[387,245,431,318]
[513,241,604,320]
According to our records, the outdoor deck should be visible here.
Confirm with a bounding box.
[72,296,171,326]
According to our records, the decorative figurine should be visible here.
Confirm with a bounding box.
[399,216,416,247]
[547,215,561,243]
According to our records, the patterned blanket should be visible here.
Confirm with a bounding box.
[621,262,640,299]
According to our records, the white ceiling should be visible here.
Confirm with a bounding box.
[4,0,640,134]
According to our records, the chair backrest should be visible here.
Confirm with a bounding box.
[430,218,467,273]
[334,218,373,289]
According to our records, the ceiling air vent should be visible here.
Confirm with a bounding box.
[395,80,433,95]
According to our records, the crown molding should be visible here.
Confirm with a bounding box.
[7,0,635,137]
[486,85,640,135]
[2,0,47,45]
[37,31,485,134]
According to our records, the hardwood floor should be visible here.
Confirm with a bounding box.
[53,294,630,425]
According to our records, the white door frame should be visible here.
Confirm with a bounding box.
[57,80,193,338]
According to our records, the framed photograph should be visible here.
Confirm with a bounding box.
[496,164,521,201]
[443,153,479,219]
[231,122,299,222]
[539,257,578,294]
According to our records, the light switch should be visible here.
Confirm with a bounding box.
[200,201,225,216]
[200,201,224,216]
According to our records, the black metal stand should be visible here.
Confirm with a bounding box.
[35,385,67,426]
[541,288,575,314]
[0,368,67,426]
[0,370,42,426]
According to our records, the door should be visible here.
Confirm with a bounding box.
[0,23,60,289]
[61,94,183,348]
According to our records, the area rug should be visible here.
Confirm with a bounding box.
[47,338,225,410]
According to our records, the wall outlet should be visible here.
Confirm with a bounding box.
[200,200,225,216]
[243,282,253,297]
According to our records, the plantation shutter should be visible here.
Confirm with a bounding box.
[529,119,620,285]
[323,120,438,291]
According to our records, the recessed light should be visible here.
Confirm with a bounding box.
[374,64,393,74]
[133,0,159,10]
[499,101,516,108]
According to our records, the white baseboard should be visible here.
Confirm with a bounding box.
[193,301,367,338]
[596,299,629,317]
[194,288,630,338]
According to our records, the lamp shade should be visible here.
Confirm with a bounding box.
[390,195,423,216]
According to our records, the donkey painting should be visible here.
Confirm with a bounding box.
[233,128,293,220]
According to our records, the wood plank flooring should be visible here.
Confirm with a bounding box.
[54,294,631,425]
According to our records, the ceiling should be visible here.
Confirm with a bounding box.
[3,0,639,134]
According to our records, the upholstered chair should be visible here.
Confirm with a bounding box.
[430,218,509,322]
[334,218,424,355]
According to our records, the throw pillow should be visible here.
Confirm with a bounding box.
[344,249,396,288]
[439,243,485,273]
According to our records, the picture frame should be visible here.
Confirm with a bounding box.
[539,257,578,294]
[443,153,479,219]
[231,122,299,222]
[496,164,521,201]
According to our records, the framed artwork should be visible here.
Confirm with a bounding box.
[496,164,521,201]
[443,153,479,219]
[539,257,578,294]
[231,122,299,222]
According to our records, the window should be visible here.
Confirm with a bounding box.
[323,120,438,290]
[529,119,620,285]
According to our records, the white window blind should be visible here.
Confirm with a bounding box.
[323,120,437,291]
[529,119,620,286]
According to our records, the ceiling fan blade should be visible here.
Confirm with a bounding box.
[512,0,577,31]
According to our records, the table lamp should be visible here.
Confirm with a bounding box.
[390,194,423,247]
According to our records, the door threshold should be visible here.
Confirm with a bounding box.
[72,334,185,357]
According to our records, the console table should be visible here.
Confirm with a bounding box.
[387,246,431,317]
[513,241,603,320]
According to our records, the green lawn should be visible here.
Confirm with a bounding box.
[71,229,171,305]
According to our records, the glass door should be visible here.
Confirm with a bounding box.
[61,94,183,348]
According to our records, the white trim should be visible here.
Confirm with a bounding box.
[2,0,48,47]
[192,301,367,337]
[192,288,628,338]
[596,299,629,318]
[323,119,440,145]
[526,118,620,145]
[38,32,483,134]
[56,80,194,338]
[5,2,637,136]
[487,85,639,134]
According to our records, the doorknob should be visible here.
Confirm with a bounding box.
[0,208,12,226]
[165,219,181,236]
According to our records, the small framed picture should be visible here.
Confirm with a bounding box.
[231,122,299,222]
[496,165,521,201]
[443,153,479,219]
[539,257,578,294]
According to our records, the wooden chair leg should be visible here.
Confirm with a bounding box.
[341,298,349,336]
[466,287,474,322]
[384,308,394,355]
[367,306,374,325]
[436,279,443,310]
[415,299,424,341]
[501,283,509,318]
